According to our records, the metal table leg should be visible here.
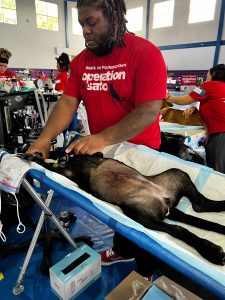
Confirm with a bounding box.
[12,179,78,295]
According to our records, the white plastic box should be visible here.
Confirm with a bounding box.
[50,244,101,300]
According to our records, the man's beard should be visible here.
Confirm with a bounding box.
[86,34,116,56]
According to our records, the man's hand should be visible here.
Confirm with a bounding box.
[65,133,108,155]
[26,138,52,159]
[26,94,79,159]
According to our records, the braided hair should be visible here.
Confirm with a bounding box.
[209,64,225,82]
[77,0,128,48]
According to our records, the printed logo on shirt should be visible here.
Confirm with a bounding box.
[109,83,126,102]
[193,87,206,96]
[82,64,127,92]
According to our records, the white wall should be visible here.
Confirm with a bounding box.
[162,47,216,70]
[149,0,222,45]
[1,0,66,69]
[125,0,147,38]
[148,0,225,70]
[66,1,85,56]
[0,0,224,70]
[219,45,225,63]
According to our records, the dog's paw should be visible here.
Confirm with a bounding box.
[202,239,225,265]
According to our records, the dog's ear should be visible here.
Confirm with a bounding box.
[92,152,103,158]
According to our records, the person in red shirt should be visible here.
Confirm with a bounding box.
[54,53,70,92]
[37,71,47,80]
[27,0,167,277]
[28,1,166,158]
[0,48,24,86]
[167,64,225,173]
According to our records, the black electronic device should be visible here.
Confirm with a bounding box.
[0,91,42,152]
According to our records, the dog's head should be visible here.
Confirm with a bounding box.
[23,151,105,191]
[64,152,104,180]
[160,132,187,155]
[56,152,105,193]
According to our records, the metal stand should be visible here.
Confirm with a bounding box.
[12,179,78,295]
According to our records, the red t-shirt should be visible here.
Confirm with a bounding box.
[64,33,167,149]
[0,69,24,86]
[38,74,47,80]
[0,69,17,79]
[189,81,225,135]
[55,71,68,91]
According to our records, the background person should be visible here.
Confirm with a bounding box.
[0,48,24,86]
[48,69,55,81]
[27,0,167,278]
[167,64,225,173]
[54,52,70,93]
[37,71,47,80]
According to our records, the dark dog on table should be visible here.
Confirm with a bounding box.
[24,152,225,265]
[160,132,206,165]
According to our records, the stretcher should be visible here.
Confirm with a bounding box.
[24,142,225,299]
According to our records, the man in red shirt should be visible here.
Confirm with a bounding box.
[167,64,225,173]
[28,0,167,277]
[28,1,166,158]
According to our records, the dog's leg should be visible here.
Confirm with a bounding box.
[122,204,225,265]
[142,216,225,265]
[174,170,225,212]
[185,185,225,213]
[167,208,225,235]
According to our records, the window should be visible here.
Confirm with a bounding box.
[188,0,216,24]
[153,0,174,29]
[72,7,82,35]
[126,7,143,32]
[0,0,17,25]
[35,0,59,31]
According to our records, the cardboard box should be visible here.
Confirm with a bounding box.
[153,276,202,300]
[50,244,101,300]
[105,271,151,300]
[105,272,202,300]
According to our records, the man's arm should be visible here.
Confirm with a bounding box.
[66,100,162,155]
[102,100,162,142]
[27,94,79,158]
